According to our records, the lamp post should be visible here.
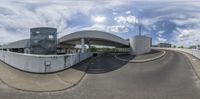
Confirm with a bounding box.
[196,40,199,50]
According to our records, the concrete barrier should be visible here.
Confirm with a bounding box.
[0,50,93,73]
[152,47,200,60]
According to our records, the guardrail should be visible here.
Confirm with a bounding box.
[152,47,200,59]
[0,50,93,73]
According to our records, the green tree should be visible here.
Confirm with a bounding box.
[89,46,97,52]
[178,46,184,48]
[172,45,176,48]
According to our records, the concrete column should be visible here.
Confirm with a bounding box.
[81,38,85,53]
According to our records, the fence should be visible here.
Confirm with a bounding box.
[0,50,93,73]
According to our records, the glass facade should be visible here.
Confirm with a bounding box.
[30,27,57,55]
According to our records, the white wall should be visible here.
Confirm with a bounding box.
[129,36,151,55]
[152,47,200,60]
[0,50,92,73]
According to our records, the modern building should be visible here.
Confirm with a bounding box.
[0,27,152,73]
[129,36,152,55]
[158,43,171,48]
[30,27,57,55]
[1,28,152,55]
[0,39,30,53]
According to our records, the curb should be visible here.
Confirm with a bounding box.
[114,51,166,63]
[0,57,95,93]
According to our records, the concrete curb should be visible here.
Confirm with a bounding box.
[0,57,94,92]
[114,51,166,63]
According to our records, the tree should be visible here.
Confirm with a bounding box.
[172,45,176,48]
[89,46,97,52]
[178,46,184,48]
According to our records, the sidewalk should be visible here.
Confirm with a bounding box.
[115,50,166,63]
[180,52,200,80]
[0,58,92,92]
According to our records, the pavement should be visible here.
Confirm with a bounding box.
[173,50,200,84]
[0,50,199,99]
[115,50,166,62]
[0,58,92,92]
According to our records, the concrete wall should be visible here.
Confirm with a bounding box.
[129,36,151,55]
[152,47,200,59]
[0,50,92,73]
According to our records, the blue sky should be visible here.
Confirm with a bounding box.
[0,0,200,47]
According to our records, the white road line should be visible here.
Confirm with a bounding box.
[192,58,197,61]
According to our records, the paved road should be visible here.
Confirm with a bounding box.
[0,50,200,99]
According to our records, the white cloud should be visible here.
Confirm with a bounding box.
[157,30,165,37]
[126,11,131,14]
[112,12,118,15]
[108,25,129,33]
[114,16,127,24]
[92,16,106,23]
[140,17,161,30]
[112,15,137,33]
[174,27,200,46]
[172,18,200,26]
[156,30,167,43]
[158,37,167,43]
[81,24,107,31]
[0,1,129,44]
[114,15,137,24]
[126,15,137,24]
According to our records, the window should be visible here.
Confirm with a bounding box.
[48,35,54,40]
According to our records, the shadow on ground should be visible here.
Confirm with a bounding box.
[72,53,128,74]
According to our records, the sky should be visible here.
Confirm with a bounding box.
[0,0,200,47]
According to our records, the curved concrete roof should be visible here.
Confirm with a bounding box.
[59,30,129,47]
[1,39,29,49]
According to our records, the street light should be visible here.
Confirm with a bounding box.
[196,40,199,50]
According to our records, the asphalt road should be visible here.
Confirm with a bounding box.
[0,50,200,99]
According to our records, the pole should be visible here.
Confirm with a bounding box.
[81,38,85,53]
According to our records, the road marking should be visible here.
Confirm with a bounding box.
[192,58,197,61]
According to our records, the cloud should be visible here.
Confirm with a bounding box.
[140,17,161,30]
[171,17,200,26]
[135,1,200,46]
[1,0,200,47]
[125,11,131,14]
[108,25,129,33]
[0,0,129,44]
[114,15,137,24]
[158,37,167,43]
[157,30,165,37]
[81,24,107,31]
[156,30,167,43]
[174,27,200,46]
[114,16,127,24]
[111,15,137,33]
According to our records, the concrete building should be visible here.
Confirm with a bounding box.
[158,43,171,48]
[129,36,152,55]
[1,29,152,55]
[0,39,29,53]
[0,28,152,73]
[59,30,130,53]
